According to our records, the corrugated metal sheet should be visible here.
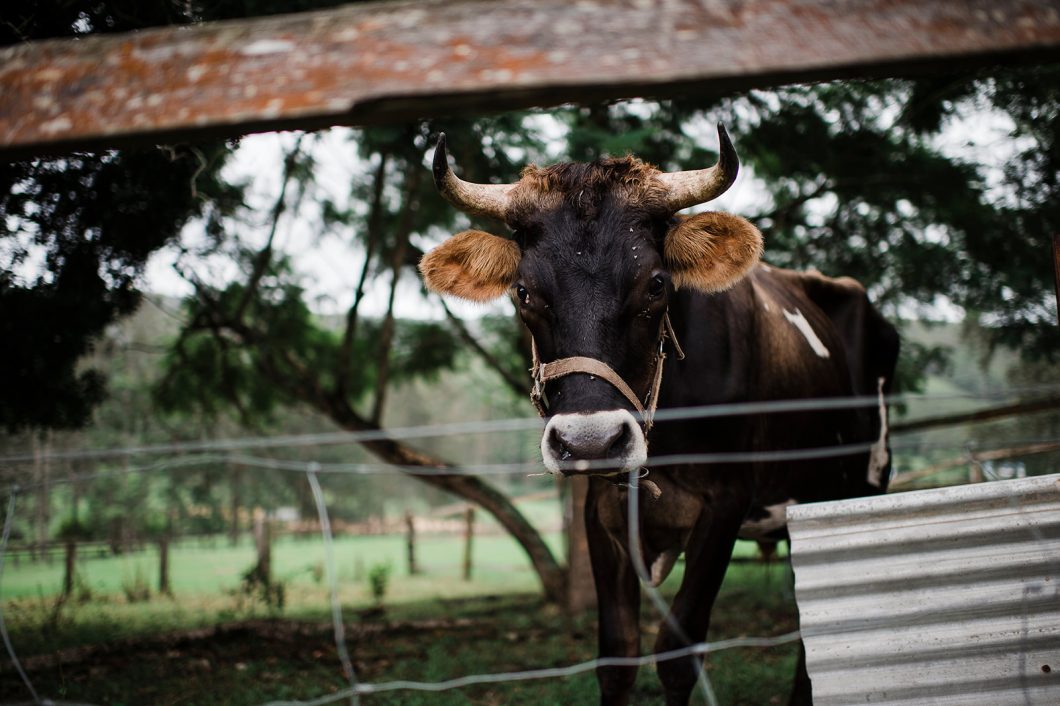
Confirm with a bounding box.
[787,474,1060,705]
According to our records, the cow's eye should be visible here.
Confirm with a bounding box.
[649,274,667,297]
[515,284,530,305]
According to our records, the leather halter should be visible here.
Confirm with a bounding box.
[529,311,685,432]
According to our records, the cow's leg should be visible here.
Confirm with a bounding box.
[789,640,813,705]
[653,503,744,706]
[587,492,641,706]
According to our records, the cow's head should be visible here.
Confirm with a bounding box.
[420,125,762,476]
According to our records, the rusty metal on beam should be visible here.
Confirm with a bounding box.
[3,0,1060,156]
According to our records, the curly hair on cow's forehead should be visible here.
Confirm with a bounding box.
[508,156,671,221]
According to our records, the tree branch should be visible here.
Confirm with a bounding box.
[337,151,389,397]
[370,163,420,424]
[234,134,306,320]
[891,394,1060,435]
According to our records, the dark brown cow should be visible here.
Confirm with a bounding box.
[420,126,899,706]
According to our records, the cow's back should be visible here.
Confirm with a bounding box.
[655,263,899,506]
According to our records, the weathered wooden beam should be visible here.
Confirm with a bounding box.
[3,0,1060,156]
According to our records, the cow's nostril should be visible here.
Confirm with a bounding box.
[607,423,631,458]
[548,427,573,461]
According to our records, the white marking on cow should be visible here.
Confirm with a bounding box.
[738,500,797,539]
[867,377,890,487]
[649,549,681,587]
[783,307,830,358]
[541,410,647,475]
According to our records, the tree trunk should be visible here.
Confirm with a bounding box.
[62,540,76,598]
[33,432,51,561]
[463,507,475,581]
[229,464,242,547]
[252,508,271,583]
[405,510,418,575]
[565,475,596,613]
[158,537,171,596]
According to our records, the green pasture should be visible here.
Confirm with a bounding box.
[2,532,561,600]
[1,531,774,601]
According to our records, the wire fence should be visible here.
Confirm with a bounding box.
[1,388,1057,705]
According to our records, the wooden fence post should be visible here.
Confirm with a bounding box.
[252,507,271,583]
[463,507,475,581]
[62,540,76,598]
[405,510,418,575]
[229,462,242,547]
[158,537,171,596]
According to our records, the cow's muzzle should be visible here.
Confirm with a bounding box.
[541,410,647,476]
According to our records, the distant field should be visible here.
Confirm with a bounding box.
[2,530,773,601]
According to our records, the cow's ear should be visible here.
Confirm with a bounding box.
[664,212,763,292]
[419,230,521,302]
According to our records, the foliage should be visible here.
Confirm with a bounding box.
[121,566,152,603]
[367,561,392,605]
[236,565,287,614]
[0,146,242,431]
[556,66,1060,370]
[56,516,92,542]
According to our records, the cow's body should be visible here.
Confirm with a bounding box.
[420,127,899,706]
[587,264,898,704]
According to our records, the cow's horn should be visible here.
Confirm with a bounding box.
[657,123,740,212]
[433,133,514,220]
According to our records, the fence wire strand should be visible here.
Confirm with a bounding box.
[305,468,360,706]
[6,434,1059,497]
[627,466,718,705]
[259,632,803,705]
[2,385,1057,465]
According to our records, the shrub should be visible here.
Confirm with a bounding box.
[367,562,391,605]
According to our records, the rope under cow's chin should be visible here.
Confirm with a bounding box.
[528,310,685,485]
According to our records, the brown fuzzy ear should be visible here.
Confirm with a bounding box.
[419,230,521,302]
[664,212,763,292]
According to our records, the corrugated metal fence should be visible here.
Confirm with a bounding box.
[788,473,1060,705]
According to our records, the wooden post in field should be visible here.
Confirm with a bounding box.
[158,536,171,596]
[62,540,76,598]
[463,507,475,581]
[229,462,242,547]
[252,507,271,583]
[405,510,418,575]
[32,431,51,562]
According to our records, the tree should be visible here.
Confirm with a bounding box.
[556,66,1059,375]
[154,122,572,603]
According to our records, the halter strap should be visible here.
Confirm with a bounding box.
[529,311,684,433]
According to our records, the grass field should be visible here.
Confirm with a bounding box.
[0,530,794,705]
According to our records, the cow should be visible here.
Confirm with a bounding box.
[419,125,899,706]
